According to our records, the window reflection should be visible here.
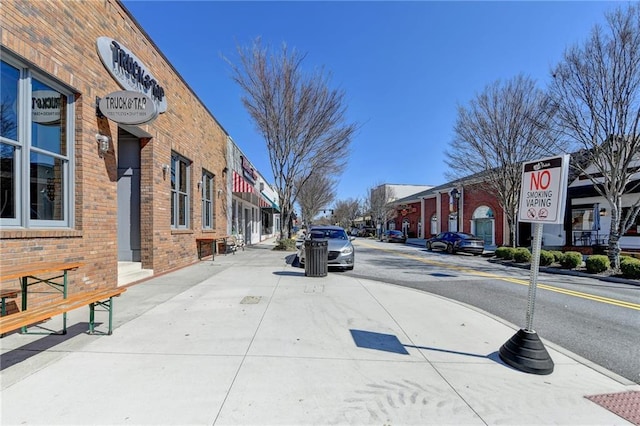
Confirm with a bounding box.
[1,62,19,141]
[31,79,66,155]
[0,143,16,218]
[30,152,63,220]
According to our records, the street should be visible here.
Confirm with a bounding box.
[346,238,640,384]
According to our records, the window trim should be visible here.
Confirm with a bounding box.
[171,152,191,229]
[0,53,75,229]
[201,169,215,230]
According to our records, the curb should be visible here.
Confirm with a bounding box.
[404,239,640,287]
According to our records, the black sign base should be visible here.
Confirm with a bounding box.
[499,329,554,375]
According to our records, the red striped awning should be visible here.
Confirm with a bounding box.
[233,171,271,208]
[233,171,254,193]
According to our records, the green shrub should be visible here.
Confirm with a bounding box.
[560,251,583,269]
[539,250,555,266]
[585,255,610,274]
[495,246,515,260]
[550,251,564,263]
[273,238,297,251]
[620,257,640,279]
[513,247,532,263]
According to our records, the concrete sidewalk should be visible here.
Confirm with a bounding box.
[1,239,638,425]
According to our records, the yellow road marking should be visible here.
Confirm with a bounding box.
[355,240,640,311]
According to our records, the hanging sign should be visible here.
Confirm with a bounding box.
[96,37,167,113]
[518,154,570,224]
[99,90,158,125]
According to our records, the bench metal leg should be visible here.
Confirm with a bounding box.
[89,297,115,335]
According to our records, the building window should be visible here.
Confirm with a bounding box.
[622,207,640,236]
[201,170,215,229]
[171,152,191,229]
[571,207,596,231]
[0,56,74,228]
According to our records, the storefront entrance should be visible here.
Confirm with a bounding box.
[117,129,141,261]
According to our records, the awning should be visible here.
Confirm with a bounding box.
[260,192,280,212]
[233,171,272,208]
[233,171,254,193]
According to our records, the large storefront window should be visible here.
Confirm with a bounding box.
[1,56,74,228]
[171,152,191,229]
[571,207,597,231]
[201,170,215,229]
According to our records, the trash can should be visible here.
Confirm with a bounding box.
[304,240,328,277]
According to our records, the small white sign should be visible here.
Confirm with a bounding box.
[99,90,158,125]
[518,154,570,224]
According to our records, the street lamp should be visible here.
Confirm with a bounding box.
[450,188,460,232]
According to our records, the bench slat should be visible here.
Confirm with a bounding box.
[1,261,84,282]
[0,287,126,334]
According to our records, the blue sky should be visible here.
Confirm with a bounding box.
[122,1,618,203]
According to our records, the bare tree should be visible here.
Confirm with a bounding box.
[366,184,396,239]
[446,74,561,246]
[296,172,336,227]
[227,38,357,239]
[550,4,640,270]
[1,99,17,138]
[332,197,360,230]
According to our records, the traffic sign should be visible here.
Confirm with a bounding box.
[518,155,570,224]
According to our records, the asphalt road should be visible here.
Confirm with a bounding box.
[345,238,640,384]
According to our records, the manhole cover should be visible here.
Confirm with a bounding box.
[240,296,261,304]
[585,391,640,425]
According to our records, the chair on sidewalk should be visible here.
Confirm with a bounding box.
[226,234,245,254]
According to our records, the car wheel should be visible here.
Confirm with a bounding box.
[446,244,454,254]
[426,242,432,251]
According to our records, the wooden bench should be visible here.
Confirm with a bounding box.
[0,287,126,336]
[1,288,20,316]
[196,236,231,260]
[226,235,245,254]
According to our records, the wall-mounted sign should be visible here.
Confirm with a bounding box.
[241,156,258,183]
[96,37,167,113]
[518,154,570,224]
[99,90,158,125]
[32,90,61,124]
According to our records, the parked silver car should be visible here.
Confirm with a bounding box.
[298,225,355,270]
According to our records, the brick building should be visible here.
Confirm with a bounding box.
[0,0,260,300]
[391,181,507,247]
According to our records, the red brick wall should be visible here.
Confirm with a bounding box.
[1,0,229,301]
[423,198,437,237]
[392,201,421,237]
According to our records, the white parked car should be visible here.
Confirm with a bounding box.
[298,225,355,271]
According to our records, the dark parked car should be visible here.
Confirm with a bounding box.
[382,230,406,243]
[426,232,485,255]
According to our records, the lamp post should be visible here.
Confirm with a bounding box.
[450,188,460,232]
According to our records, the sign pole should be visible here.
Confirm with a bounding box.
[525,222,543,331]
[499,154,569,376]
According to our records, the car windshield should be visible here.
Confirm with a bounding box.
[310,229,348,240]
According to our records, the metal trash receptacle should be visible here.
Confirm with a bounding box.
[305,240,328,277]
